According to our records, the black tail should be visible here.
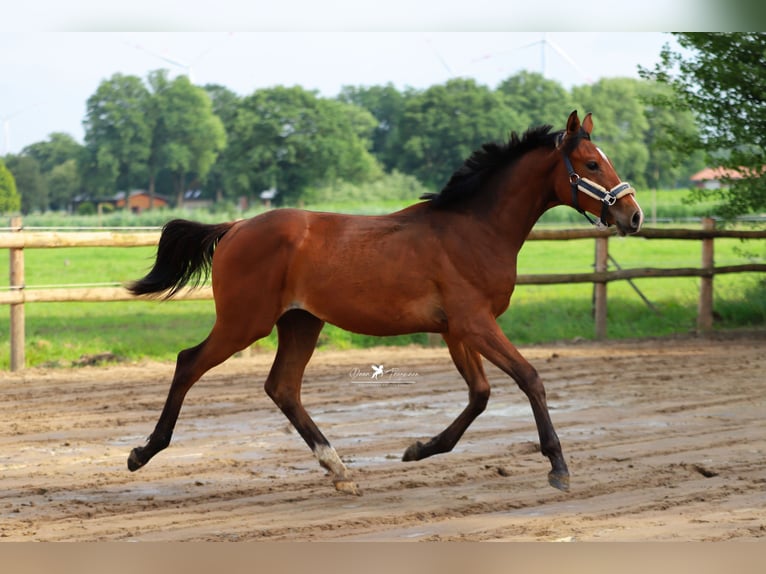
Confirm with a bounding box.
[127,219,235,299]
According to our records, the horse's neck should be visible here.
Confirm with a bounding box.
[490,155,557,247]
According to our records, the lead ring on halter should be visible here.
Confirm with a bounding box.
[562,154,636,229]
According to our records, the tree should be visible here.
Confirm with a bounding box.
[47,159,82,211]
[147,71,227,207]
[395,78,522,190]
[22,133,84,210]
[496,71,576,130]
[572,78,650,188]
[5,155,46,214]
[640,33,766,217]
[82,73,153,196]
[22,132,83,173]
[322,98,382,184]
[637,81,706,189]
[338,83,412,172]
[203,84,241,202]
[225,86,381,204]
[0,159,21,214]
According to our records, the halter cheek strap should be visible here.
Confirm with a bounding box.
[562,154,636,229]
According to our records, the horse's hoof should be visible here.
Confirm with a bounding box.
[334,479,361,496]
[548,470,570,492]
[402,441,424,462]
[127,448,145,472]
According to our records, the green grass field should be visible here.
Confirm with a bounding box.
[2,216,764,369]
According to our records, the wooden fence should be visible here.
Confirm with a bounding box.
[2,217,765,371]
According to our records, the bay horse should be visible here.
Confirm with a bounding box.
[127,111,643,495]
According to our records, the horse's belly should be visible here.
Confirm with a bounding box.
[297,281,445,336]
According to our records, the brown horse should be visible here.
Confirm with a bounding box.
[127,111,643,495]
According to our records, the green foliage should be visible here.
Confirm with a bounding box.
[81,71,227,208]
[0,159,21,213]
[637,82,706,189]
[83,73,153,195]
[224,85,382,204]
[394,78,523,189]
[640,33,766,218]
[716,277,766,327]
[47,159,82,211]
[148,72,227,206]
[302,170,428,206]
[338,83,411,172]
[496,71,577,128]
[19,134,84,212]
[22,133,83,173]
[4,155,45,213]
[6,134,86,213]
[202,84,242,200]
[76,201,96,215]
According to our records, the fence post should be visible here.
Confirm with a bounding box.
[593,235,609,340]
[697,217,715,334]
[9,216,25,371]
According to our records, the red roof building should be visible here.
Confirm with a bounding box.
[114,190,169,213]
[690,166,763,190]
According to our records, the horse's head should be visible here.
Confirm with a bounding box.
[554,111,644,235]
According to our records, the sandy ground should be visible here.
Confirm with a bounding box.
[0,332,764,542]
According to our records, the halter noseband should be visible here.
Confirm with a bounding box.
[561,142,636,229]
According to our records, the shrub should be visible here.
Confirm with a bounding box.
[76,201,96,215]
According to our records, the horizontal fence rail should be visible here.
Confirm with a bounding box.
[515,264,766,285]
[4,226,766,249]
[0,286,213,305]
[2,217,765,371]
[0,230,161,249]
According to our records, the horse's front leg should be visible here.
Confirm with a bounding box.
[463,319,570,491]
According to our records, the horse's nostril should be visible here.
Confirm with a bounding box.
[631,210,643,230]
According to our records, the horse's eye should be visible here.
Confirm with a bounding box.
[586,161,599,171]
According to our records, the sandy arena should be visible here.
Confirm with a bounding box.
[1,332,764,541]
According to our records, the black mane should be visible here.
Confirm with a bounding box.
[420,125,564,208]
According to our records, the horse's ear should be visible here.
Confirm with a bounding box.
[582,112,593,135]
[566,110,580,135]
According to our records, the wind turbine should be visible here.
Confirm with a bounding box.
[422,35,456,77]
[520,33,591,82]
[126,40,196,82]
[124,33,234,84]
[471,33,592,84]
[2,103,43,155]
[2,116,10,155]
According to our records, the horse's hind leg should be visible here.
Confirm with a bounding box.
[403,333,490,461]
[464,320,569,492]
[127,321,261,472]
[265,309,359,495]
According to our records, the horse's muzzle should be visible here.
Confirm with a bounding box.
[616,207,644,236]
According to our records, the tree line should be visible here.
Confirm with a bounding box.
[0,67,717,215]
